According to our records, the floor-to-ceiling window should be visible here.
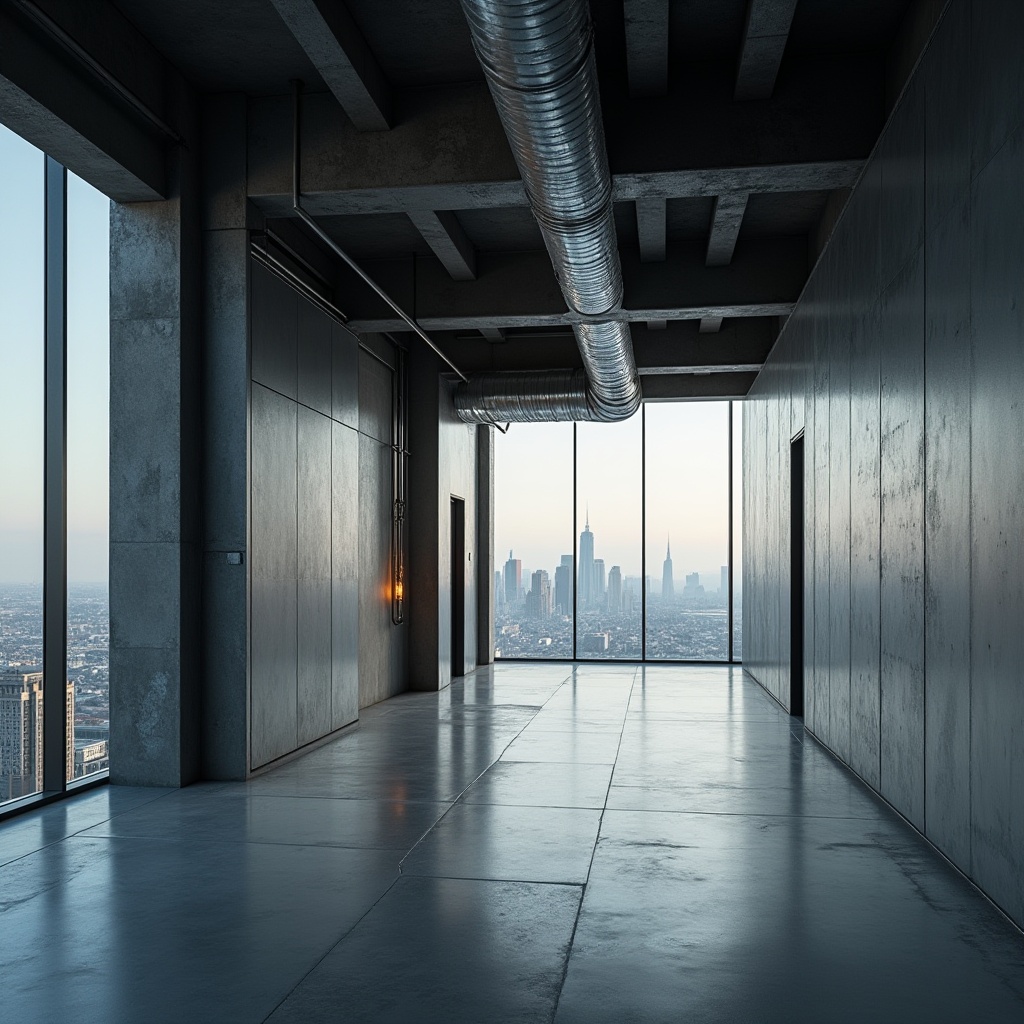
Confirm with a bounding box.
[576,416,643,660]
[0,125,45,803]
[66,171,110,782]
[0,124,110,811]
[493,400,742,662]
[644,403,730,660]
[494,422,574,658]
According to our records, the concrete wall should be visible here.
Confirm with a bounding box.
[743,0,1024,929]
[248,264,406,769]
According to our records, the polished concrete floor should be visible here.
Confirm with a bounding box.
[1,664,1023,1023]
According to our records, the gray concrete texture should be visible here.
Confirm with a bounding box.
[249,263,407,769]
[742,0,1024,929]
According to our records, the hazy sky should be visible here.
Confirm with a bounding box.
[495,402,743,590]
[0,124,110,583]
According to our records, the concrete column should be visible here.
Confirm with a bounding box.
[109,92,202,787]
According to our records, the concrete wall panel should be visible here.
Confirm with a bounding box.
[743,0,1024,930]
[332,421,360,729]
[878,251,925,829]
[969,120,1024,925]
[297,301,333,416]
[251,264,297,399]
[923,200,972,871]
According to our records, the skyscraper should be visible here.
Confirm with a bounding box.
[0,668,74,799]
[662,536,674,601]
[607,565,622,613]
[503,550,522,605]
[578,508,595,608]
[526,569,552,618]
[593,558,606,603]
[494,571,504,608]
[554,555,573,615]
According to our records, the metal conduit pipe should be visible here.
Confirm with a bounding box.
[454,0,642,424]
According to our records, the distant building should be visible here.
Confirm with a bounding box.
[581,632,610,653]
[593,558,606,602]
[720,565,729,600]
[554,556,573,615]
[683,572,705,599]
[494,571,504,608]
[662,537,674,601]
[0,668,75,799]
[503,551,522,605]
[74,739,109,778]
[525,569,553,618]
[578,509,595,607]
[607,565,623,613]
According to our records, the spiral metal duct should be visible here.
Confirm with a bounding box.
[454,0,642,424]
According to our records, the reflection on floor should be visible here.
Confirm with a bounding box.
[1,663,1023,1022]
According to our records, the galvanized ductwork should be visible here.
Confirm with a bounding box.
[454,0,642,423]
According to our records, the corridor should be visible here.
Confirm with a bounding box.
[1,663,1023,1022]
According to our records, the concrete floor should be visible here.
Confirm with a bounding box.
[1,664,1023,1023]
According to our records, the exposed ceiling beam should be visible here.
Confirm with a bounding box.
[0,2,167,200]
[480,327,506,342]
[642,372,757,400]
[706,193,750,267]
[337,240,805,332]
[624,0,670,97]
[408,209,477,281]
[269,0,391,130]
[636,197,667,262]
[735,0,800,101]
[700,317,724,333]
[436,318,775,375]
[248,58,882,214]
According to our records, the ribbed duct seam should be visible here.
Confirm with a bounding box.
[454,0,641,424]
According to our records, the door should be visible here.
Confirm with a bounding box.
[451,496,466,678]
[790,435,804,717]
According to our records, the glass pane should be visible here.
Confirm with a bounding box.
[733,401,743,660]
[0,125,45,803]
[494,422,574,658]
[66,171,110,782]
[644,402,729,660]
[576,415,642,659]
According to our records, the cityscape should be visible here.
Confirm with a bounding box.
[0,583,109,801]
[495,514,741,661]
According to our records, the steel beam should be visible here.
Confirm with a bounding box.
[636,197,667,262]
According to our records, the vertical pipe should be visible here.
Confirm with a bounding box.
[728,401,735,664]
[43,157,67,793]
[641,403,647,662]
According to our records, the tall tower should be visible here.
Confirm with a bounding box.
[608,565,623,613]
[503,550,522,605]
[662,536,674,600]
[578,507,595,608]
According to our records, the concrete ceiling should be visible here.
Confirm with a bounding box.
[22,0,925,398]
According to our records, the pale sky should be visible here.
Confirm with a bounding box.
[0,124,110,583]
[495,402,743,592]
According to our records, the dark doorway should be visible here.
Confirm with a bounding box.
[790,435,804,717]
[451,496,466,678]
